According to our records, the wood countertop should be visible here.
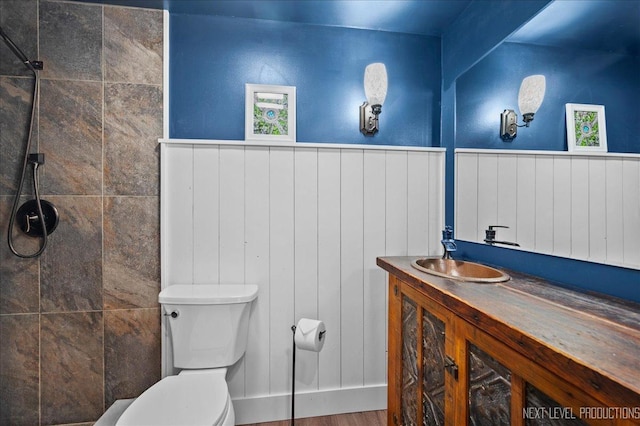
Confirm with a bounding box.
[376,256,640,407]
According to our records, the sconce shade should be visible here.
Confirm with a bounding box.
[501,74,546,140]
[518,74,546,115]
[364,63,387,106]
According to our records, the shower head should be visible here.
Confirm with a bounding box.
[0,25,41,72]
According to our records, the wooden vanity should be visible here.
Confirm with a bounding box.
[377,256,640,426]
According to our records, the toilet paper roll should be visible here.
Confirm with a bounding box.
[294,318,326,352]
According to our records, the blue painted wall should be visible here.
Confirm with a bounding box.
[170,14,441,146]
[456,42,640,152]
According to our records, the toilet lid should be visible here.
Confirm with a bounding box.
[116,372,229,426]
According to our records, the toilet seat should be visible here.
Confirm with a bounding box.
[116,370,230,426]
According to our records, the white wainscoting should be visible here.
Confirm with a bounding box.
[455,149,640,270]
[160,139,445,424]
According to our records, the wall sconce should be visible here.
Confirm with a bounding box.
[500,74,546,141]
[360,63,387,136]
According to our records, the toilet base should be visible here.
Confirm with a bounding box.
[93,387,235,426]
[94,399,135,426]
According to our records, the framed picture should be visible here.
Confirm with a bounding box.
[565,103,607,152]
[245,84,296,142]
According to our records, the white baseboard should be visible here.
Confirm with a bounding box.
[233,385,387,425]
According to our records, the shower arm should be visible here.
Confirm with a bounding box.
[0,25,42,72]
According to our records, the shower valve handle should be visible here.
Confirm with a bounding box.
[25,214,39,233]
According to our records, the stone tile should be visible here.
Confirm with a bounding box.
[40,196,103,313]
[0,314,39,426]
[104,308,161,408]
[39,79,102,195]
[0,76,37,196]
[41,311,104,425]
[104,196,160,309]
[0,0,38,77]
[0,196,40,314]
[105,6,163,85]
[104,83,162,196]
[39,0,102,81]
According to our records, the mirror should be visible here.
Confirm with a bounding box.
[454,0,640,270]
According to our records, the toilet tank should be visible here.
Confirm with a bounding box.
[159,284,258,369]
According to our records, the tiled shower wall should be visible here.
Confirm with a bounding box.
[0,1,163,424]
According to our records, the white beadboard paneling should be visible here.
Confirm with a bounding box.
[385,151,408,255]
[622,159,640,267]
[477,154,498,242]
[294,148,320,391]
[221,147,247,397]
[317,149,342,390]
[161,141,446,421]
[244,146,271,397]
[269,148,295,396]
[516,155,536,249]
[363,150,387,386]
[588,158,607,263]
[193,146,220,283]
[455,153,478,241]
[340,149,365,387]
[455,149,640,270]
[605,158,624,265]
[570,157,590,260]
[407,151,430,254]
[428,153,445,254]
[553,156,572,257]
[219,146,246,284]
[164,145,194,284]
[534,156,554,254]
[496,155,518,244]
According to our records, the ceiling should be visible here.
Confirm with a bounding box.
[81,0,639,54]
[80,0,472,36]
[509,0,640,56]
[169,0,473,36]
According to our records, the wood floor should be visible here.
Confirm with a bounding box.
[243,410,386,426]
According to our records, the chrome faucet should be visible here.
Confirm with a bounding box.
[484,225,520,247]
[441,226,457,259]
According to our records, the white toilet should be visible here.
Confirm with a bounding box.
[112,284,258,426]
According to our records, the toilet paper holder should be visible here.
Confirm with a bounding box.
[290,321,326,425]
[291,325,327,339]
[292,324,326,339]
[292,319,326,352]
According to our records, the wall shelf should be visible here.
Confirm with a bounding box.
[159,138,446,153]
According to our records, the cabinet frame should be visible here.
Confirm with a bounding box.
[388,275,638,426]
